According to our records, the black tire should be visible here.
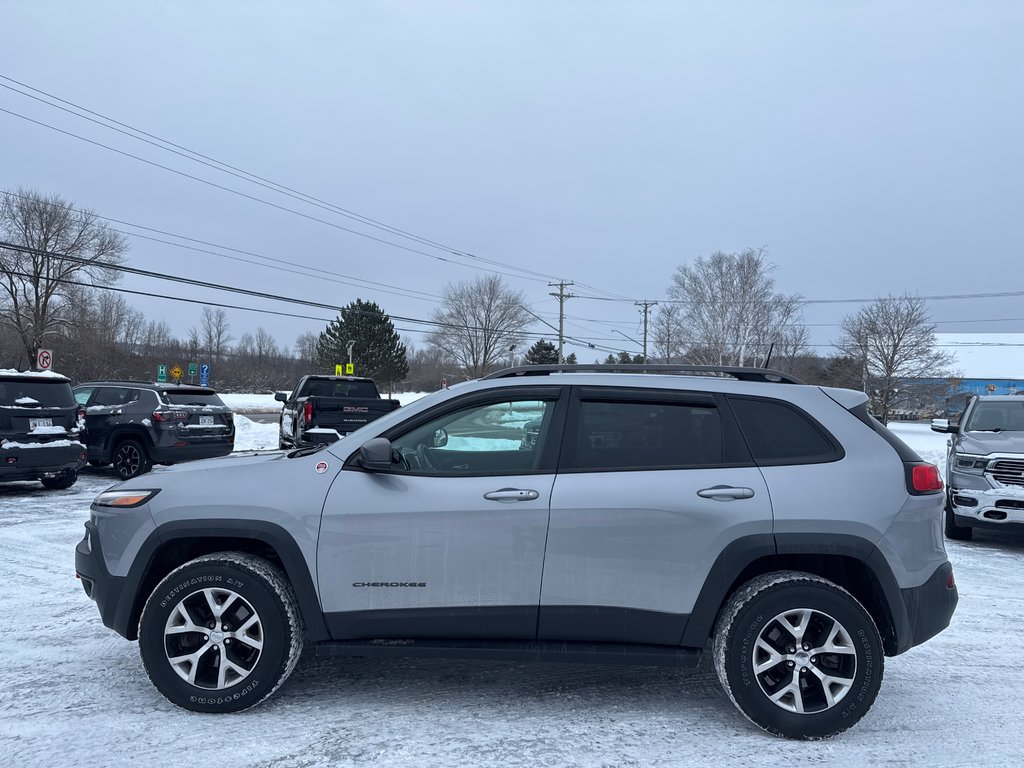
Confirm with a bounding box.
[713,571,884,740]
[40,470,78,490]
[138,552,304,713]
[944,493,973,541]
[113,438,152,479]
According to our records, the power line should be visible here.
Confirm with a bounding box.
[0,240,605,344]
[0,104,552,285]
[0,189,438,302]
[0,75,571,284]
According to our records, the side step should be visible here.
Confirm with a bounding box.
[314,638,703,668]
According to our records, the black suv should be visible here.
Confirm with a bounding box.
[74,381,234,479]
[0,371,86,489]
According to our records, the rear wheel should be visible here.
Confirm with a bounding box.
[113,438,152,479]
[138,552,304,712]
[944,492,973,541]
[714,571,884,739]
[40,470,78,490]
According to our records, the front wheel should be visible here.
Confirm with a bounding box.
[113,438,152,479]
[41,470,78,490]
[713,571,884,739]
[138,552,304,712]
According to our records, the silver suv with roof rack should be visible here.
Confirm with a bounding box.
[76,364,957,739]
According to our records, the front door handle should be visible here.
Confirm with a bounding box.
[697,485,755,501]
[484,488,540,502]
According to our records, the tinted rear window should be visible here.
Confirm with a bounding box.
[728,396,842,465]
[302,380,379,399]
[162,391,225,407]
[0,379,75,408]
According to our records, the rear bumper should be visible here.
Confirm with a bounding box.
[149,440,233,464]
[895,561,958,653]
[0,441,87,480]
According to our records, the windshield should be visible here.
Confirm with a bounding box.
[0,379,75,408]
[964,401,1024,432]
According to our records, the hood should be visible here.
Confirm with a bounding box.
[959,430,1024,455]
[113,450,289,491]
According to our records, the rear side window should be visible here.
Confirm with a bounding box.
[0,379,75,408]
[728,397,842,465]
[93,387,140,407]
[302,380,379,399]
[162,391,226,407]
[565,399,737,470]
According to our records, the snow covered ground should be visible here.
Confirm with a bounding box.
[1,420,1023,767]
[220,391,428,413]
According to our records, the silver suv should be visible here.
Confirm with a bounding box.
[75,365,957,739]
[932,394,1024,540]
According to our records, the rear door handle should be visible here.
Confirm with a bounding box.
[484,488,540,502]
[697,485,755,501]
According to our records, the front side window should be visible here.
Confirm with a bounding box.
[74,387,96,407]
[564,399,728,471]
[391,398,555,475]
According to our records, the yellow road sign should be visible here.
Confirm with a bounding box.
[346,363,354,374]
[335,364,345,375]
[170,365,183,381]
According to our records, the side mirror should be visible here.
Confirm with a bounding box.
[930,418,956,434]
[274,391,288,403]
[433,428,448,448]
[358,437,395,471]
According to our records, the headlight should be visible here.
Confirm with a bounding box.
[953,455,988,474]
[92,489,160,508]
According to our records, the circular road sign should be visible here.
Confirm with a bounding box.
[36,349,53,370]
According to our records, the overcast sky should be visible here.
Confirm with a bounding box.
[2,1,1022,363]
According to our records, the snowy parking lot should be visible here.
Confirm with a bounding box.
[1,418,1022,767]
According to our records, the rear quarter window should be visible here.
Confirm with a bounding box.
[728,396,843,466]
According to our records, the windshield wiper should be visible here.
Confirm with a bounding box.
[287,444,326,458]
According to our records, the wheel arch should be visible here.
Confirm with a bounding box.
[108,427,155,456]
[681,534,905,656]
[123,519,328,643]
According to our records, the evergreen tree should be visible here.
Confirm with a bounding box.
[315,299,408,387]
[524,339,559,365]
[564,353,577,365]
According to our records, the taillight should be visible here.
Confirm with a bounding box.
[910,463,943,493]
[303,401,313,425]
[152,410,189,422]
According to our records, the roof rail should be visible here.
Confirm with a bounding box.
[482,364,805,384]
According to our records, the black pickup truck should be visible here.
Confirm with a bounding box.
[275,375,401,449]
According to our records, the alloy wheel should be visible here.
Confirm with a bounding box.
[752,607,857,714]
[163,587,264,689]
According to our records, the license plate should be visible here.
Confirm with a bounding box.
[29,418,52,430]
[200,415,214,426]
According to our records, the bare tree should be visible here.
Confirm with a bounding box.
[668,247,804,367]
[294,332,318,366]
[836,294,954,423]
[427,275,532,378]
[0,189,127,367]
[652,303,685,363]
[194,307,232,361]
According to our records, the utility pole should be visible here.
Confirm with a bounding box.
[635,300,658,363]
[548,281,574,363]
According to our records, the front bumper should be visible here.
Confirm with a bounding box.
[950,488,1024,529]
[75,521,135,639]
